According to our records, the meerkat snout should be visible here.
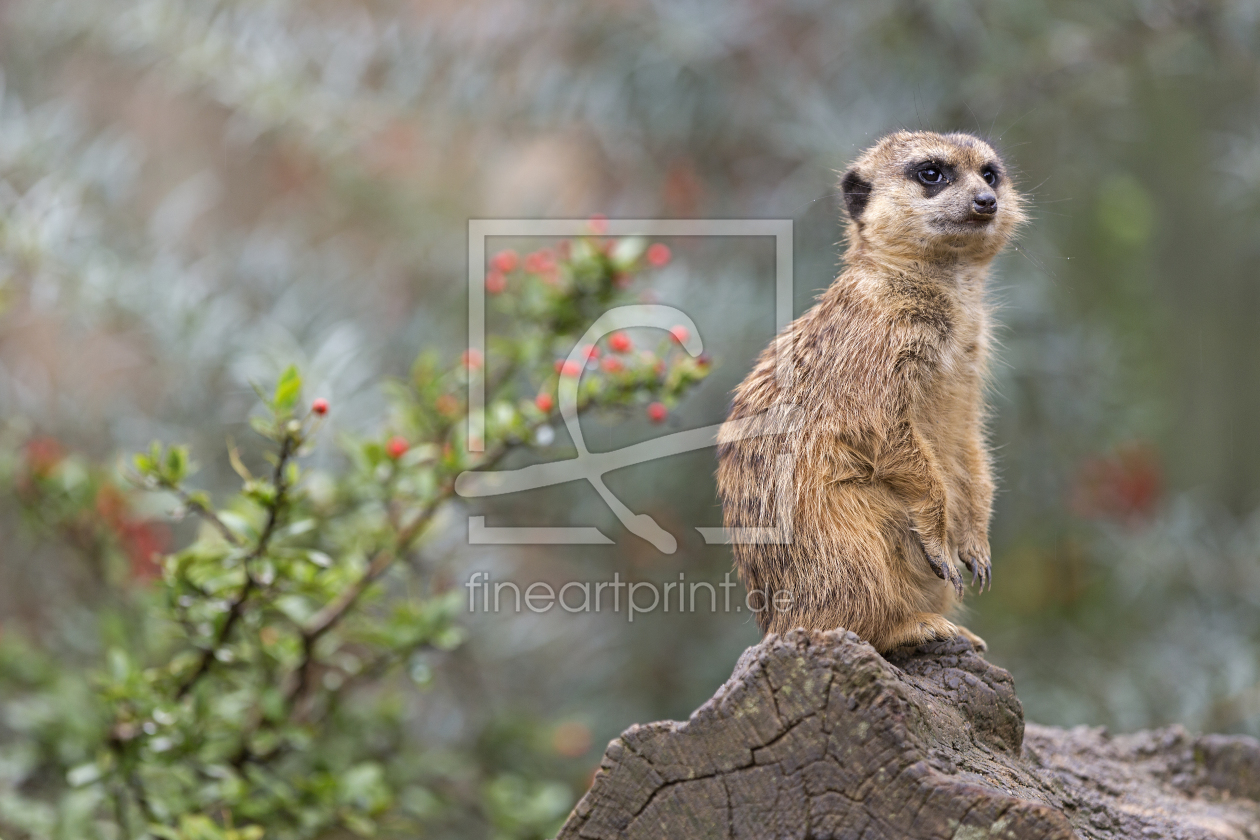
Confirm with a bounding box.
[972,191,997,216]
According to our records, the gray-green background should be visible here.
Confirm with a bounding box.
[3,0,1260,803]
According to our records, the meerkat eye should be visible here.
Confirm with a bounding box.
[981,166,1000,187]
[918,167,944,185]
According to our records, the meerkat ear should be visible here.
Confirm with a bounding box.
[841,168,873,222]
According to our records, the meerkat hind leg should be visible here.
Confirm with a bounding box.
[955,624,987,653]
[879,612,959,653]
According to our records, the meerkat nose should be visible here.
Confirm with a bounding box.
[973,192,997,215]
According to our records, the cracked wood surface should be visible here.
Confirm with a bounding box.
[557,629,1260,839]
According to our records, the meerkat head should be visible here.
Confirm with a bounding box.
[839,131,1025,264]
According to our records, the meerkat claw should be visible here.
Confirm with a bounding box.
[925,552,948,580]
[926,552,964,597]
[959,547,992,593]
[960,552,977,583]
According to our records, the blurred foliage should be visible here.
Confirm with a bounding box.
[3,0,1260,836]
[0,238,704,836]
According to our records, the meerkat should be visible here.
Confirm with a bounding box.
[716,130,1025,653]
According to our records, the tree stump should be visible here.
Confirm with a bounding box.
[557,629,1260,839]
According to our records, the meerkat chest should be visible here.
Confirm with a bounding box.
[892,277,986,377]
[937,308,987,380]
[912,306,988,442]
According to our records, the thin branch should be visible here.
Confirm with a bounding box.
[175,432,297,699]
[301,488,448,641]
[107,737,164,828]
[162,481,242,546]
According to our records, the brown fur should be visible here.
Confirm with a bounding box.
[716,131,1026,653]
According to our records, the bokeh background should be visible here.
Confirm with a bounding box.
[3,0,1260,832]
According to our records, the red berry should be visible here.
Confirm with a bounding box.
[387,436,409,459]
[669,325,689,344]
[491,249,518,273]
[609,332,632,353]
[485,270,506,294]
[462,349,483,370]
[558,360,582,378]
[524,249,555,274]
[601,357,624,374]
[581,344,600,361]
[311,398,329,415]
[589,214,609,235]
[646,243,671,267]
[535,393,554,413]
[647,402,668,423]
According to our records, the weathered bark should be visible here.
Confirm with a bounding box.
[557,629,1260,840]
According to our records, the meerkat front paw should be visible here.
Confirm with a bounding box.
[921,543,964,597]
[957,534,992,591]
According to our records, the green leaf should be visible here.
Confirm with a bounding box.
[275,594,316,624]
[433,626,466,651]
[66,762,102,787]
[165,445,190,483]
[260,686,285,722]
[400,785,441,817]
[217,511,259,542]
[295,549,333,568]
[275,518,317,540]
[273,364,302,414]
[249,414,277,439]
[342,813,377,836]
[185,490,212,511]
[340,762,391,813]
